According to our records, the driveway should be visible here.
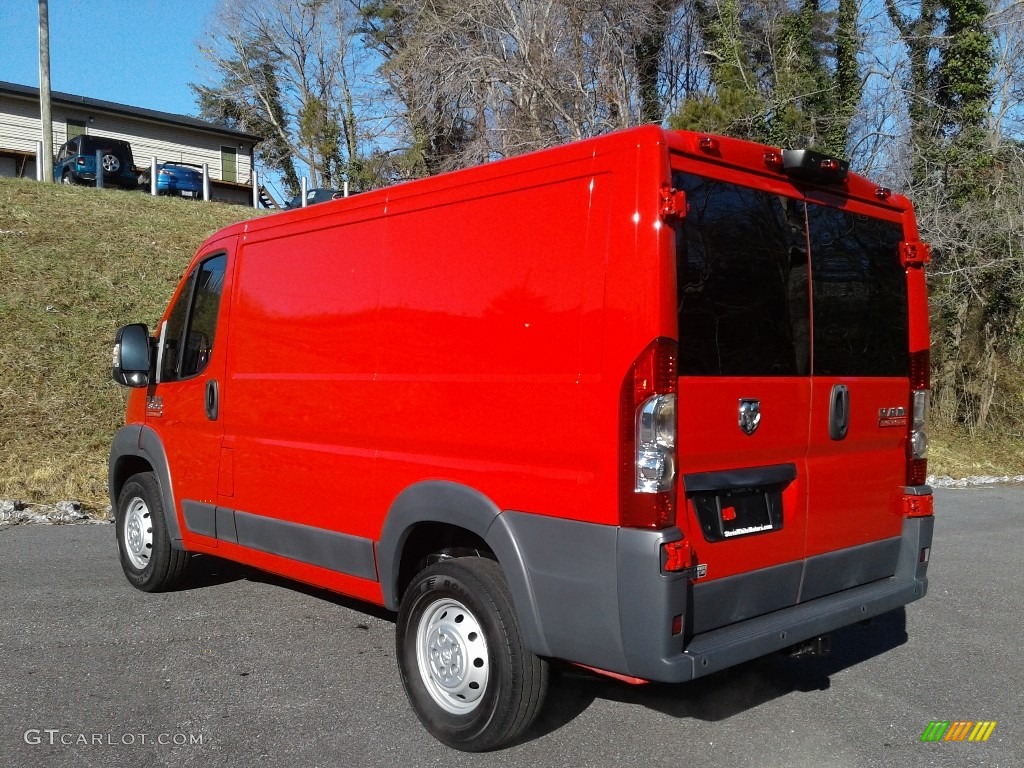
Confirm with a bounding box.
[0,486,1019,767]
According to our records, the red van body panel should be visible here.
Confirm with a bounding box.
[110,126,932,690]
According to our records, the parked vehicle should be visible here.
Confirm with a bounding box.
[138,162,204,198]
[110,126,933,751]
[284,188,343,208]
[54,134,137,189]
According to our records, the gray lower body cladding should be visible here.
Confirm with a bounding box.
[500,512,932,683]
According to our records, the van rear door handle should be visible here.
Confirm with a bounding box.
[829,384,849,440]
[205,379,219,421]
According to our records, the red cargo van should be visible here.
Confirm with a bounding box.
[110,126,933,751]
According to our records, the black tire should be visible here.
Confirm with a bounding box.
[115,472,188,592]
[397,557,548,751]
[60,170,74,185]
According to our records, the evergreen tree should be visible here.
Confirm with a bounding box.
[671,0,862,155]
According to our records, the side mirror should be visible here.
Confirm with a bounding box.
[112,323,151,387]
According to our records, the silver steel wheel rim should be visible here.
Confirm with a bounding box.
[122,497,153,570]
[415,597,489,715]
[102,154,119,172]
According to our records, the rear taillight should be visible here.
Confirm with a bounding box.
[903,493,934,517]
[620,338,677,528]
[637,394,676,492]
[908,350,930,485]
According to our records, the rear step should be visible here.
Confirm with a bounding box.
[783,634,831,658]
[681,574,925,680]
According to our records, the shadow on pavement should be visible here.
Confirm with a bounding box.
[177,554,247,589]
[524,608,908,741]
[174,551,908,746]
[177,552,396,622]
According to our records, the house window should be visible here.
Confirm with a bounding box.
[67,119,87,140]
[221,146,237,183]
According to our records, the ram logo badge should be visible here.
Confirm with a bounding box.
[739,399,761,435]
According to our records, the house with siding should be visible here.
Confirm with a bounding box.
[0,81,261,205]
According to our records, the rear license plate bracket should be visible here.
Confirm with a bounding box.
[690,486,784,542]
[683,464,794,543]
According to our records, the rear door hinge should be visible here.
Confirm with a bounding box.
[660,186,686,221]
[900,240,931,267]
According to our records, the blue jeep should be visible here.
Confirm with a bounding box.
[54,134,137,189]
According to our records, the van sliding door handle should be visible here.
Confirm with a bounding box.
[205,379,219,421]
[829,384,849,440]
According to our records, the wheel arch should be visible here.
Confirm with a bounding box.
[109,425,184,549]
[394,521,493,602]
[376,481,551,658]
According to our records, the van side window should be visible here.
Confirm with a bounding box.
[159,254,227,381]
[160,271,196,382]
[673,172,810,376]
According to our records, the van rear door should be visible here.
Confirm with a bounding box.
[800,200,909,597]
[670,163,916,632]
[671,170,813,634]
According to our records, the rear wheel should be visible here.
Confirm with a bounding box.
[60,170,73,185]
[397,557,548,751]
[115,472,188,592]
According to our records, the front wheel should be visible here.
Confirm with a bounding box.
[115,472,188,592]
[397,557,548,751]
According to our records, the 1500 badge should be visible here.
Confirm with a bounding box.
[879,406,907,427]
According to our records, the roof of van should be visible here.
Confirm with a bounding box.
[212,126,910,247]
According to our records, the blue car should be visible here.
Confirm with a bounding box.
[138,162,204,197]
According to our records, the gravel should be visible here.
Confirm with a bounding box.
[0,499,111,526]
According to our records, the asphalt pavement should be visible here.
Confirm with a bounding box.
[0,486,1019,768]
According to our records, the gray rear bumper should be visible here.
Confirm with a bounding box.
[498,512,932,683]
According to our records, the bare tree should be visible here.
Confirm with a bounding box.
[989,0,1024,137]
[360,0,678,174]
[194,0,386,192]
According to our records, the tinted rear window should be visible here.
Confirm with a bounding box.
[80,135,131,157]
[673,173,809,376]
[806,204,908,376]
[672,170,908,378]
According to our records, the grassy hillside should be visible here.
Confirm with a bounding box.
[0,178,265,510]
[0,177,1020,512]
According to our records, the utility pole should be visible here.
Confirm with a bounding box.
[39,0,54,182]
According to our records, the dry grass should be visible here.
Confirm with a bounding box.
[928,423,1024,479]
[0,178,265,510]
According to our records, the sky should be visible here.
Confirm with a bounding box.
[1,0,221,118]
[0,0,308,196]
